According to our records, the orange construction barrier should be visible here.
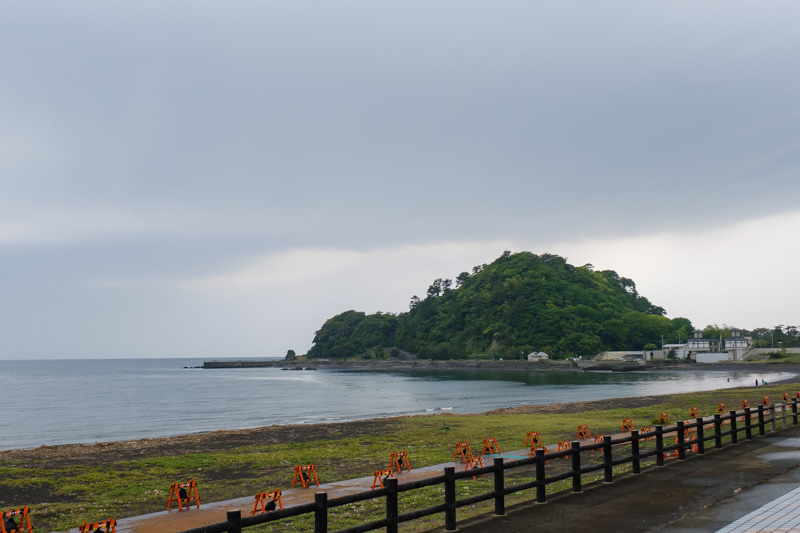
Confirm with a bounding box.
[741,400,751,422]
[576,424,591,440]
[167,480,200,511]
[557,441,570,458]
[529,444,548,462]
[639,426,654,441]
[464,455,485,478]
[292,464,320,488]
[482,437,502,456]
[689,407,700,418]
[1,507,33,533]
[525,431,542,447]
[796,391,800,399]
[621,418,635,432]
[762,396,770,406]
[784,393,791,403]
[371,469,394,489]
[388,451,411,473]
[716,403,729,425]
[79,518,116,533]
[453,442,473,462]
[658,412,670,424]
[252,490,283,514]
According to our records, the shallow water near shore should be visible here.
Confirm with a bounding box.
[1,358,795,451]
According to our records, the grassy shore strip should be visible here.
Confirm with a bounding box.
[3,380,800,532]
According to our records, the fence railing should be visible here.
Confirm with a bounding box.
[179,400,798,533]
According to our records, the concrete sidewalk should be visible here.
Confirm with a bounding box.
[443,425,800,533]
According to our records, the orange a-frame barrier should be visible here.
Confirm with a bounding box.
[482,437,502,456]
[716,403,729,425]
[453,442,473,462]
[763,396,772,415]
[525,431,542,447]
[1,507,33,533]
[621,418,635,432]
[292,464,320,488]
[79,517,116,533]
[689,407,700,418]
[640,426,654,440]
[371,469,394,489]
[464,455,485,478]
[167,480,200,511]
[784,393,791,403]
[252,490,283,515]
[576,424,591,440]
[658,412,671,424]
[529,444,548,462]
[388,451,411,473]
[741,400,751,422]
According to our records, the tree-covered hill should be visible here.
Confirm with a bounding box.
[307,251,693,360]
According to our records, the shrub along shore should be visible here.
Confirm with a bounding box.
[2,367,799,532]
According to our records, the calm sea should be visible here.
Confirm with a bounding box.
[0,358,794,451]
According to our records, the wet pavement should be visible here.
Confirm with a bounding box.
[447,425,800,533]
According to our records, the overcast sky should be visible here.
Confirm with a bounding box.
[2,2,798,359]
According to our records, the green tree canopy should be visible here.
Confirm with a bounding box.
[308,252,693,359]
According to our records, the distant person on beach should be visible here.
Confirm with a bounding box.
[756,379,759,386]
[727,378,730,382]
[763,379,767,385]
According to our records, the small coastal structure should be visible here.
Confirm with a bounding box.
[527,351,550,362]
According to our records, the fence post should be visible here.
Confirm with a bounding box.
[695,417,704,455]
[227,510,242,533]
[714,414,722,449]
[315,492,328,533]
[493,458,505,516]
[631,430,640,474]
[655,426,664,466]
[444,466,456,532]
[385,477,398,533]
[571,441,582,493]
[794,399,799,426]
[603,435,613,483]
[745,407,753,440]
[677,421,685,460]
[535,448,546,503]
[758,405,766,436]
[729,411,738,444]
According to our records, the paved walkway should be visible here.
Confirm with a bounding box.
[718,486,800,533]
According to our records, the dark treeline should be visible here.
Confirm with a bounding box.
[307,251,695,360]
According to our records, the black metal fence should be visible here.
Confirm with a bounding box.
[179,400,798,533]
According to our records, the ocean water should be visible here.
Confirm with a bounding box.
[0,358,794,451]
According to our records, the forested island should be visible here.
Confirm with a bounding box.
[306,251,693,360]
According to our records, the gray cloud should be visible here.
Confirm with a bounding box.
[1,1,799,357]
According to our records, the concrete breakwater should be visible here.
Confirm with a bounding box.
[201,358,674,372]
